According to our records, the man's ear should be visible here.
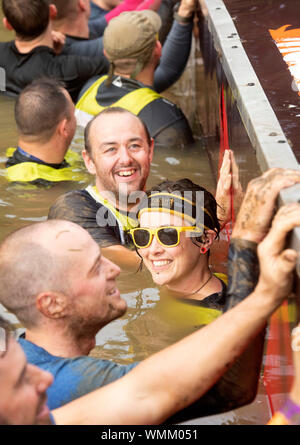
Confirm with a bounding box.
[36,292,68,319]
[149,138,155,163]
[154,40,162,58]
[49,4,58,20]
[78,0,88,12]
[82,149,96,175]
[57,118,68,139]
[3,18,13,31]
[57,116,75,142]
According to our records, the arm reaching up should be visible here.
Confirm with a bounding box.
[215,149,243,228]
[52,203,300,425]
[233,168,300,243]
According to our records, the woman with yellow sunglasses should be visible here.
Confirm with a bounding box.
[129,178,227,307]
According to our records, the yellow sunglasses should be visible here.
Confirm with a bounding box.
[129,226,203,249]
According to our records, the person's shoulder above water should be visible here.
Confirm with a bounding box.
[4,78,87,186]
[138,95,195,148]
[48,189,101,223]
[48,189,124,246]
[0,40,107,102]
[76,74,194,148]
[182,274,228,311]
[18,336,137,410]
[4,147,82,186]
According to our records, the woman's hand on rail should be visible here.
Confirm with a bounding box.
[256,202,300,302]
[215,149,243,229]
[232,168,300,243]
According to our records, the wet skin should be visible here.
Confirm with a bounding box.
[0,338,53,425]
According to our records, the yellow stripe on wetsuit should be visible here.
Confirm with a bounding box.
[76,75,161,117]
[86,185,138,232]
[5,148,85,183]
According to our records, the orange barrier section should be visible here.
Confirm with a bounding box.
[269,25,300,96]
[263,300,296,414]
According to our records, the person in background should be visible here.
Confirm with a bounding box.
[75,9,195,148]
[88,0,178,45]
[51,0,194,95]
[0,0,108,101]
[5,78,85,185]
[0,198,299,425]
[51,0,161,54]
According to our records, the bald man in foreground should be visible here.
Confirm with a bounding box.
[0,194,299,424]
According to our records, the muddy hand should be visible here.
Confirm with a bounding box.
[215,150,243,228]
[233,168,300,243]
[256,202,300,302]
[52,31,66,55]
[178,0,197,17]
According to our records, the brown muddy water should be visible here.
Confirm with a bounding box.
[0,10,270,424]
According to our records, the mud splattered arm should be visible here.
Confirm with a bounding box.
[167,169,300,422]
[226,167,300,309]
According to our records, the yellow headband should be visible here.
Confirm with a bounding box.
[143,192,214,224]
[138,208,211,232]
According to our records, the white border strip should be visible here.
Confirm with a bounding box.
[201,0,300,277]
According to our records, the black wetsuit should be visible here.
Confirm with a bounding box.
[6,148,69,170]
[5,147,71,186]
[76,75,194,148]
[48,188,135,247]
[0,41,108,101]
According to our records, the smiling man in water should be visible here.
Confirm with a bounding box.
[48,107,154,270]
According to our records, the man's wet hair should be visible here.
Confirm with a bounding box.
[84,107,152,156]
[0,221,74,329]
[15,78,71,143]
[2,0,50,40]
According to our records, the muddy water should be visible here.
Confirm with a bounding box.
[0,12,269,424]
